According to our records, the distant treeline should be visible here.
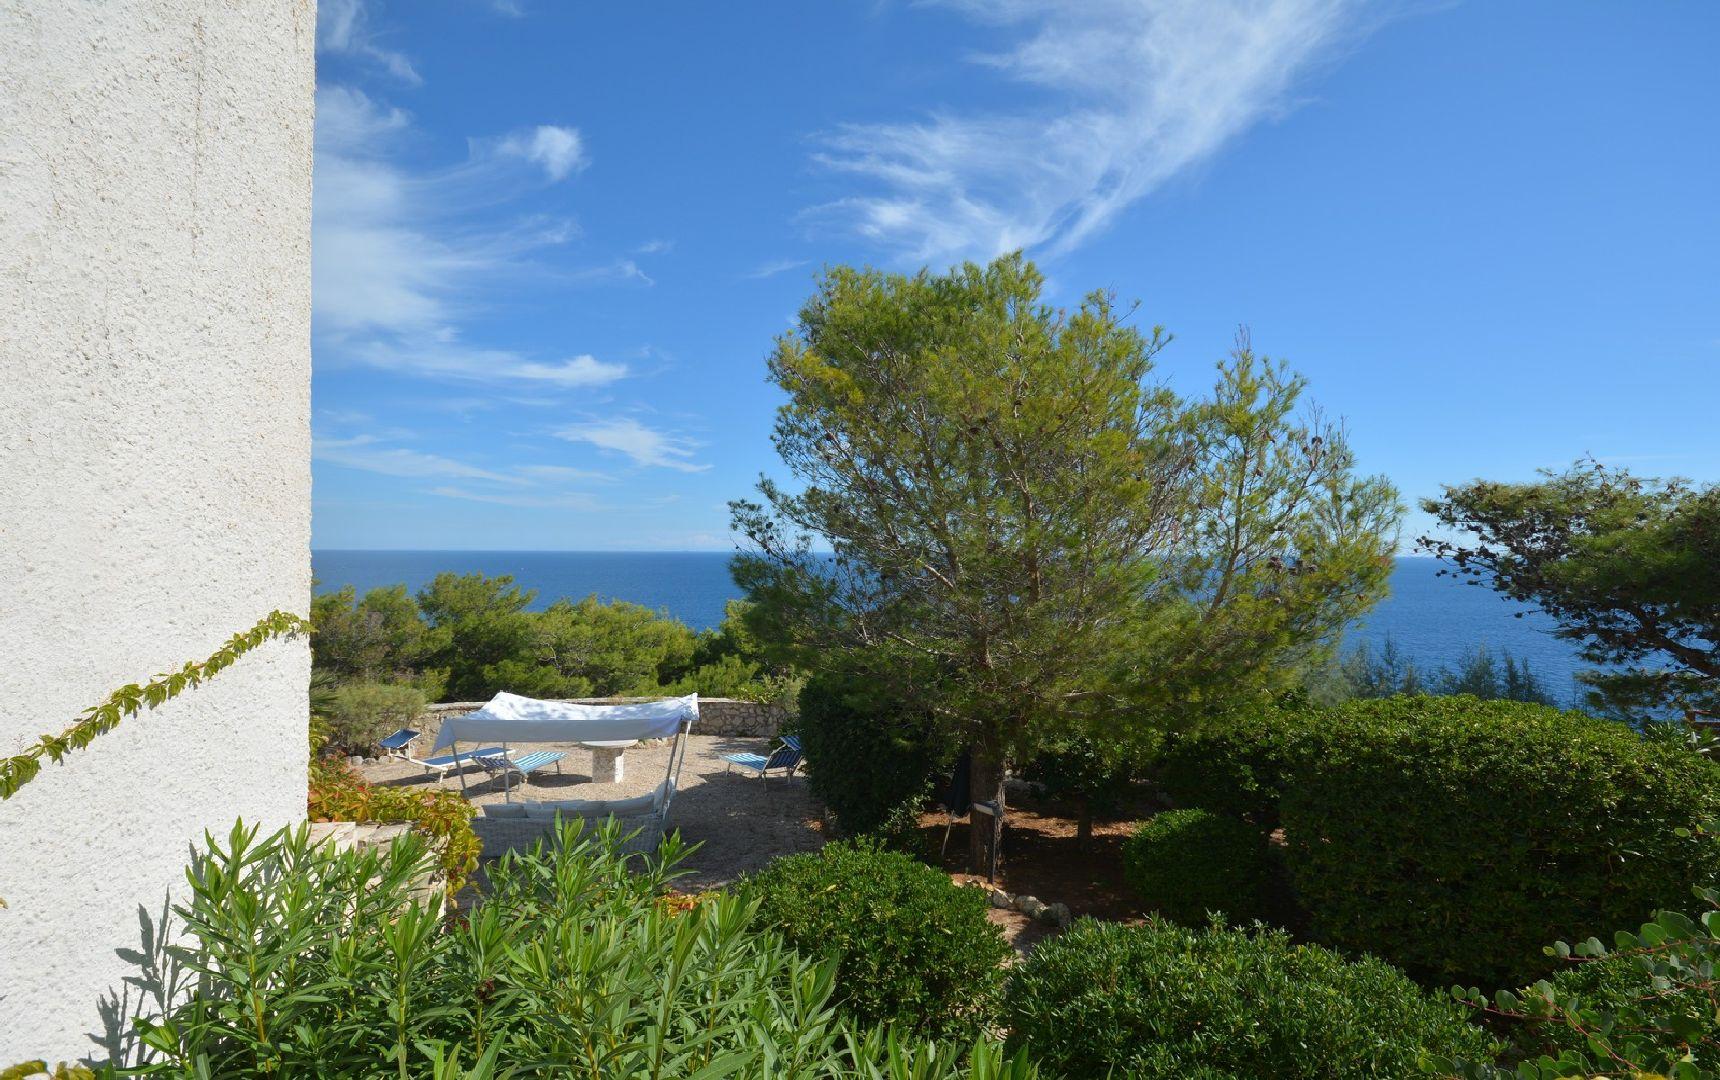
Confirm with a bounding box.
[310,571,800,752]
[1312,635,1564,708]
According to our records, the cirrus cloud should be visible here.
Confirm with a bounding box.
[554,418,709,473]
[813,0,1381,264]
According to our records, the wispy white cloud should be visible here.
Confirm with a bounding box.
[429,486,604,510]
[350,339,630,388]
[318,0,421,84]
[313,83,629,388]
[635,239,674,255]
[569,258,655,287]
[316,430,623,499]
[554,418,709,473]
[496,125,587,181]
[745,257,811,280]
[813,0,1375,263]
[314,435,521,483]
[516,464,616,483]
[317,85,410,151]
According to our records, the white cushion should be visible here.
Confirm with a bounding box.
[526,799,604,820]
[482,803,528,819]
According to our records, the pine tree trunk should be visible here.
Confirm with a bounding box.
[969,748,1006,876]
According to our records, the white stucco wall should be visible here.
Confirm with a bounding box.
[0,1,314,1062]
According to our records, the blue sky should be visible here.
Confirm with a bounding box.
[311,1,1720,551]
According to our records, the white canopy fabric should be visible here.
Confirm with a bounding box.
[431,692,699,751]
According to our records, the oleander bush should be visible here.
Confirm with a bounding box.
[797,669,950,838]
[1281,695,1720,988]
[744,838,1012,1041]
[1004,917,1498,1079]
[1121,808,1270,926]
[95,820,1036,1079]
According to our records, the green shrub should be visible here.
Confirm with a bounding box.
[1004,917,1497,1079]
[797,669,948,838]
[1281,695,1720,988]
[93,820,1035,1079]
[744,838,1012,1041]
[1507,949,1720,1072]
[1122,809,1270,926]
[1153,705,1316,827]
[322,680,427,752]
[1438,891,1720,1079]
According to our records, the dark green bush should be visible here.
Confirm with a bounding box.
[1004,917,1498,1079]
[744,838,1012,1040]
[1153,705,1316,827]
[1281,695,1720,988]
[797,669,949,837]
[321,680,427,752]
[1122,809,1270,926]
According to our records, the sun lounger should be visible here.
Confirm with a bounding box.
[378,728,421,755]
[473,749,567,799]
[403,741,507,783]
[722,735,802,782]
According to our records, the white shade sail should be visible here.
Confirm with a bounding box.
[431,692,699,750]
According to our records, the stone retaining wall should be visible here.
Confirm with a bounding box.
[307,821,444,910]
[420,697,785,738]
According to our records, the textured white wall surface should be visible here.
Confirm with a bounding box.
[0,0,314,1062]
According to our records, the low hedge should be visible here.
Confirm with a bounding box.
[1004,918,1498,1078]
[1280,696,1720,987]
[743,838,1011,1041]
[1122,809,1270,926]
[797,669,948,838]
[1153,705,1316,827]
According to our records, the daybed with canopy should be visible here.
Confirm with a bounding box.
[431,691,699,857]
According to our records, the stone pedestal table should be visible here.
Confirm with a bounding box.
[580,740,636,784]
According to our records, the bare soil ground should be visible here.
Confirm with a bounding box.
[915,790,1149,954]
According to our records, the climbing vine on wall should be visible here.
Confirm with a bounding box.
[0,610,310,800]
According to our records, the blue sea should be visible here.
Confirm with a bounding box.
[312,552,1590,702]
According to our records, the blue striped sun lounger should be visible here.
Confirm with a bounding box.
[474,749,567,786]
[722,735,803,783]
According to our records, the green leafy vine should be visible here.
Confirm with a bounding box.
[1,610,310,800]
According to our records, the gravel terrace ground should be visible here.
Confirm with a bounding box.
[359,734,827,890]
